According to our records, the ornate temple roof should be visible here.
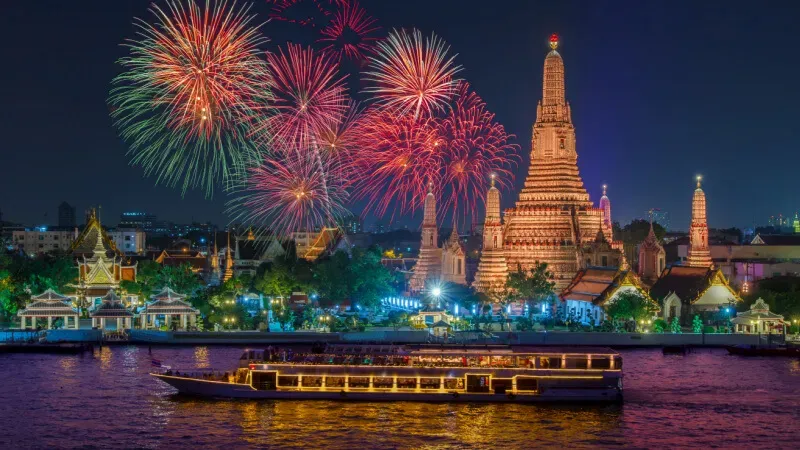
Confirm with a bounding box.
[649,266,739,304]
[731,298,784,324]
[304,227,343,261]
[90,290,134,318]
[560,268,656,308]
[71,209,120,257]
[144,287,198,315]
[640,221,665,253]
[17,289,79,317]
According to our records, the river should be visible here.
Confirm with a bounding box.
[0,346,797,449]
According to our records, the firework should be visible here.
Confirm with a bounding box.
[364,28,462,119]
[228,150,350,237]
[317,0,380,62]
[267,0,334,27]
[255,44,347,153]
[352,110,444,220]
[437,82,519,226]
[110,0,269,195]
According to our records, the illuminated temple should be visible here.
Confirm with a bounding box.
[475,35,624,291]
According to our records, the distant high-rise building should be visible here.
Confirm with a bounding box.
[340,213,363,234]
[58,202,76,228]
[119,212,157,229]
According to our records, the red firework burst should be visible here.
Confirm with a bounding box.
[267,0,334,27]
[353,110,444,220]
[229,150,350,237]
[310,101,365,178]
[438,82,519,226]
[317,0,380,62]
[255,43,348,153]
[364,28,462,119]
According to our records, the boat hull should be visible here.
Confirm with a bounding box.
[725,346,800,357]
[152,374,622,403]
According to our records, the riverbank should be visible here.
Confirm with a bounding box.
[2,329,772,347]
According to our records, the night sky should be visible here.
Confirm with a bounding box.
[2,0,799,231]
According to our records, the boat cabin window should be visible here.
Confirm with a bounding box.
[490,356,514,367]
[491,378,512,394]
[251,371,277,390]
[538,356,563,369]
[278,375,299,387]
[303,376,323,387]
[349,377,370,388]
[444,378,464,390]
[569,357,589,369]
[326,377,345,388]
[420,378,441,389]
[516,377,538,392]
[373,377,393,389]
[591,357,611,369]
[466,375,491,393]
[397,377,417,389]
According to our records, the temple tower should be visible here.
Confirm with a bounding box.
[441,230,467,285]
[599,184,612,239]
[638,215,666,285]
[686,176,712,268]
[473,175,508,292]
[223,230,234,282]
[409,182,442,293]
[501,34,620,288]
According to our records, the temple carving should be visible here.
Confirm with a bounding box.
[474,34,624,291]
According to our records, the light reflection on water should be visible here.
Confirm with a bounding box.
[0,346,796,449]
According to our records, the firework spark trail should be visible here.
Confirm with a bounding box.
[317,0,380,62]
[352,110,445,221]
[110,0,270,195]
[437,82,520,227]
[254,44,348,155]
[227,150,350,237]
[364,28,462,120]
[267,0,336,27]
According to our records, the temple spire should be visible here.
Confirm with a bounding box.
[473,175,508,292]
[223,229,233,281]
[687,175,712,268]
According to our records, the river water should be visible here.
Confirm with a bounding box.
[0,346,797,449]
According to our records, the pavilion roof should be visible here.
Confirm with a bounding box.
[71,209,120,257]
[732,298,784,324]
[18,289,79,317]
[560,268,657,309]
[90,289,134,317]
[151,287,187,302]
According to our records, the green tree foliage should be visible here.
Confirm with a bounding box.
[604,291,658,332]
[670,316,682,333]
[347,246,394,310]
[741,276,800,318]
[653,319,667,333]
[0,251,78,319]
[614,219,667,268]
[692,315,703,333]
[313,251,351,306]
[506,262,556,317]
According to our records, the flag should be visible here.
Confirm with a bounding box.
[151,359,162,367]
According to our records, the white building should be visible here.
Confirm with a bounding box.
[12,228,76,255]
[108,228,146,254]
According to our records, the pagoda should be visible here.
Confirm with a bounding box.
[638,217,666,286]
[409,183,442,293]
[475,34,623,290]
[72,209,137,309]
[472,175,508,292]
[686,176,712,268]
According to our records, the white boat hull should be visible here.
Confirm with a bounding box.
[152,374,622,403]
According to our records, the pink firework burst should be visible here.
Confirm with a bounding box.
[352,110,444,220]
[310,101,366,178]
[437,82,520,226]
[229,150,350,237]
[317,0,380,62]
[255,43,348,153]
[364,28,462,119]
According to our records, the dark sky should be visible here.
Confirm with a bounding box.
[2,0,799,231]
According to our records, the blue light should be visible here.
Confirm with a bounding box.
[199,238,206,243]
[542,304,547,313]
[454,304,459,315]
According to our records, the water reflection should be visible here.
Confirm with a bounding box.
[193,346,210,367]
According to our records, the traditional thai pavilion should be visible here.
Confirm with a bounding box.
[89,289,134,330]
[17,289,80,330]
[649,266,740,326]
[72,209,137,308]
[409,184,468,293]
[731,298,785,334]
[474,34,624,292]
[560,268,657,326]
[141,287,199,330]
[410,304,454,334]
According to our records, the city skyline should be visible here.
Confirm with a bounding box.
[1,1,799,231]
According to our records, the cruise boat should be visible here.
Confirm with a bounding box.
[152,345,623,402]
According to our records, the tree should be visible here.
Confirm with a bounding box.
[313,251,351,307]
[653,319,667,333]
[347,246,394,311]
[388,310,409,331]
[615,220,666,270]
[157,263,202,295]
[506,262,556,319]
[692,315,703,333]
[604,291,658,332]
[670,317,682,333]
